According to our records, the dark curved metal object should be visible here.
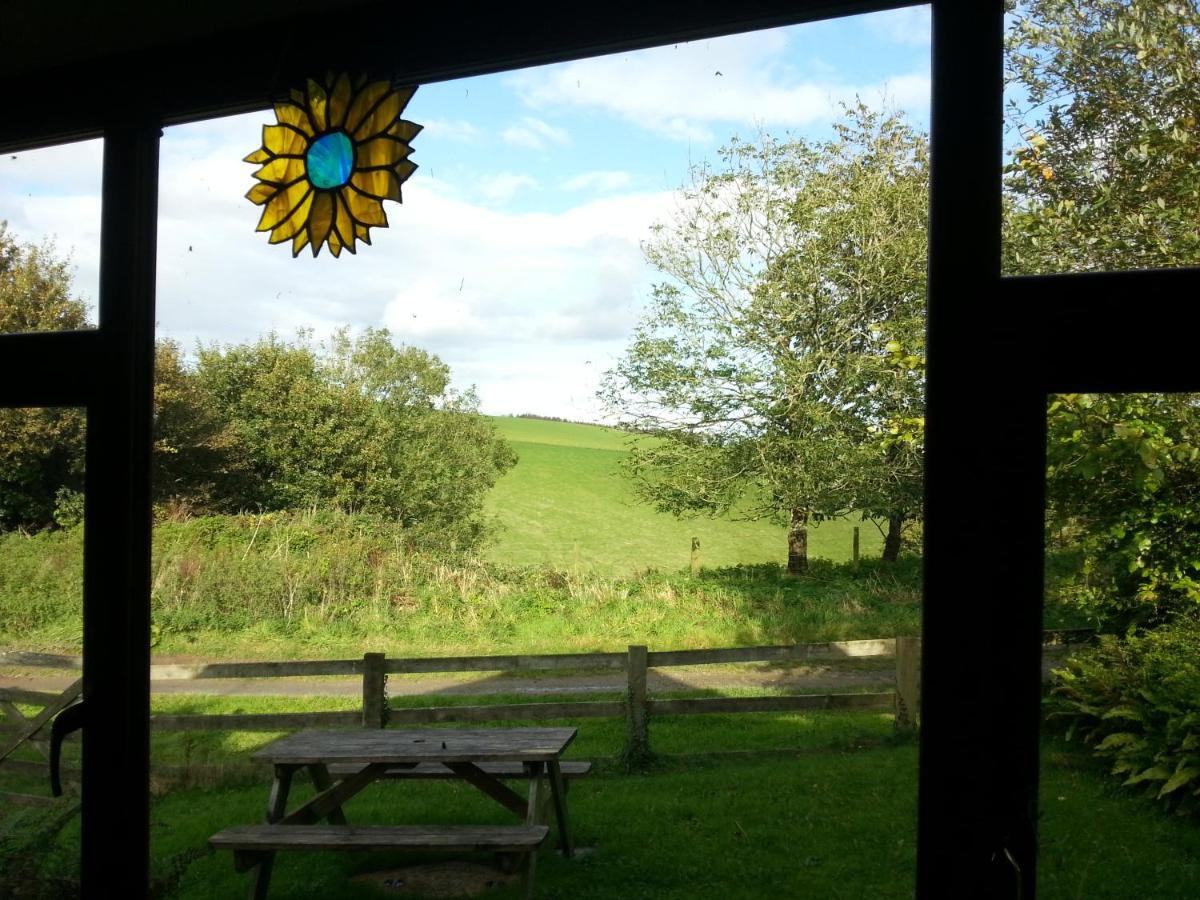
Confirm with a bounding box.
[49,700,87,797]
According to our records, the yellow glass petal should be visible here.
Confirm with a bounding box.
[306,79,328,133]
[349,169,400,202]
[308,191,335,254]
[254,156,307,185]
[355,136,411,170]
[244,147,272,164]
[290,88,306,106]
[392,160,417,184]
[292,231,308,257]
[352,86,415,142]
[346,189,389,226]
[333,191,356,250]
[344,80,390,138]
[268,191,314,243]
[328,230,343,258]
[274,102,313,136]
[263,124,309,157]
[354,222,372,244]
[327,73,352,129]
[257,181,311,232]
[246,182,276,205]
[389,120,423,142]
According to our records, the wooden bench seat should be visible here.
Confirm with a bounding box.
[211,824,549,899]
[210,823,549,853]
[325,760,593,780]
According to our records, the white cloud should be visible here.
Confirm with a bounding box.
[864,6,931,46]
[501,117,570,150]
[422,118,481,142]
[562,170,634,192]
[477,172,539,202]
[510,28,929,140]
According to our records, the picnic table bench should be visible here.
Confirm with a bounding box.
[209,727,582,899]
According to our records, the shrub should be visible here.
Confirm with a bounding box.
[1048,617,1200,815]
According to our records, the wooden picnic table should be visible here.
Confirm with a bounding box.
[212,726,579,899]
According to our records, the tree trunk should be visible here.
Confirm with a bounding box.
[787,508,809,576]
[882,514,903,562]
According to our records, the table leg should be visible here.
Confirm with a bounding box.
[546,760,575,858]
[249,765,295,900]
[307,763,348,824]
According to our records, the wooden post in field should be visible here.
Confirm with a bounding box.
[852,527,860,569]
[362,652,387,729]
[690,537,701,576]
[894,637,920,731]
[623,645,651,765]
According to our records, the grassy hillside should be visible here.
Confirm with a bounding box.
[485,416,882,574]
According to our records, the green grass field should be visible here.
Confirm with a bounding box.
[485,417,883,574]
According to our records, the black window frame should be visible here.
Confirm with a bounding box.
[3,2,1195,897]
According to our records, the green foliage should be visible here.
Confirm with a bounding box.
[1004,0,1200,273]
[1048,617,1200,816]
[194,329,515,548]
[601,104,926,570]
[0,224,89,532]
[1045,393,1200,627]
[0,510,921,656]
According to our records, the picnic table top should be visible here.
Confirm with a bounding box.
[252,727,578,765]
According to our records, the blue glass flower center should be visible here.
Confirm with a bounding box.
[306,131,353,189]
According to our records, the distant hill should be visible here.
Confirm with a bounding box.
[484,416,881,574]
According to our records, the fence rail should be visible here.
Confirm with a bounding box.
[0,628,1096,787]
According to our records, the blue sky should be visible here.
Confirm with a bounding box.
[2,5,931,420]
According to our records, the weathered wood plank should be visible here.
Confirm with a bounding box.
[361,653,386,729]
[325,760,593,780]
[253,727,577,765]
[0,687,62,705]
[0,679,81,764]
[646,640,897,667]
[210,824,549,852]
[445,762,529,817]
[149,659,364,680]
[894,636,921,730]
[386,701,624,725]
[1,757,78,779]
[0,791,60,807]
[646,692,895,715]
[150,711,361,732]
[382,652,626,674]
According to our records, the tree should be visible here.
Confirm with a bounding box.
[195,329,517,548]
[1046,392,1200,629]
[601,105,927,574]
[0,223,88,530]
[1003,0,1200,274]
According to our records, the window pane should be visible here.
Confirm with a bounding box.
[0,405,84,899]
[1003,3,1200,275]
[1,140,101,333]
[1041,393,1200,898]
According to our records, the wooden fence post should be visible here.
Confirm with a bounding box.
[362,652,387,729]
[690,538,701,576]
[852,527,860,569]
[894,637,920,731]
[623,645,651,766]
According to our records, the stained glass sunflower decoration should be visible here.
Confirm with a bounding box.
[245,74,422,257]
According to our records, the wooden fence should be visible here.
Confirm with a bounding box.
[0,629,1093,801]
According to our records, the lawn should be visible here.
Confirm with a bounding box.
[5,700,1200,899]
[485,416,882,574]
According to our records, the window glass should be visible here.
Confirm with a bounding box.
[1003,2,1200,276]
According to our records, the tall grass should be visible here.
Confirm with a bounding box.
[0,510,921,657]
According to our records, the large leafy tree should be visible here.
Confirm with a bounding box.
[601,105,927,574]
[0,224,89,530]
[196,329,517,548]
[1004,0,1200,274]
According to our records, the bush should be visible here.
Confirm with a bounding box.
[1048,617,1200,815]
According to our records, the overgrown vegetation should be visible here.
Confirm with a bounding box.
[0,510,921,657]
